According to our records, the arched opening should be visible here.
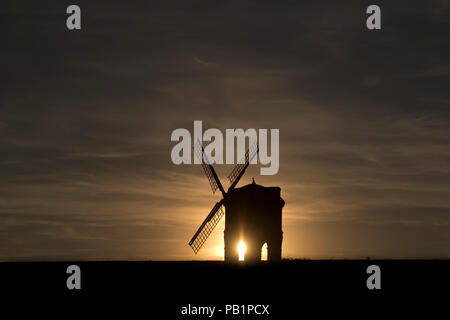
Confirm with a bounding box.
[238,241,246,261]
[261,243,268,261]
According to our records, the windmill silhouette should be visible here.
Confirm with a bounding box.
[189,141,285,261]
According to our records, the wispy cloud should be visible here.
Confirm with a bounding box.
[1,0,449,260]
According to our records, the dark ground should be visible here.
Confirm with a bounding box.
[1,260,448,317]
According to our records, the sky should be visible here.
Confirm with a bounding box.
[1,0,449,260]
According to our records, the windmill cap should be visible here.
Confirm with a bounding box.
[230,182,282,194]
[226,182,284,206]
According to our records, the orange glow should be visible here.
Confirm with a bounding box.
[238,241,246,261]
[261,243,268,261]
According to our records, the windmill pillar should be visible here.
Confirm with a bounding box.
[244,239,262,262]
[223,230,238,261]
[267,231,283,261]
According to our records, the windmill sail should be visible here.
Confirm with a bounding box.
[189,200,225,254]
[227,142,259,191]
[189,140,258,254]
[194,140,225,196]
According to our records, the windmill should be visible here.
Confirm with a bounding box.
[188,140,284,261]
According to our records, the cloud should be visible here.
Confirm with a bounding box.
[1,0,449,260]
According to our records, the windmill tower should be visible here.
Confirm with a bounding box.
[189,142,285,261]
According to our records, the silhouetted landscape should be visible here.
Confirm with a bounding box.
[1,1,449,316]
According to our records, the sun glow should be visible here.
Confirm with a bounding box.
[261,243,268,261]
[238,241,246,261]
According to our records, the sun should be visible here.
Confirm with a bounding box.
[238,241,247,261]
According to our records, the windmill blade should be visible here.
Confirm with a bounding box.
[227,142,259,191]
[194,140,226,196]
[189,200,225,254]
